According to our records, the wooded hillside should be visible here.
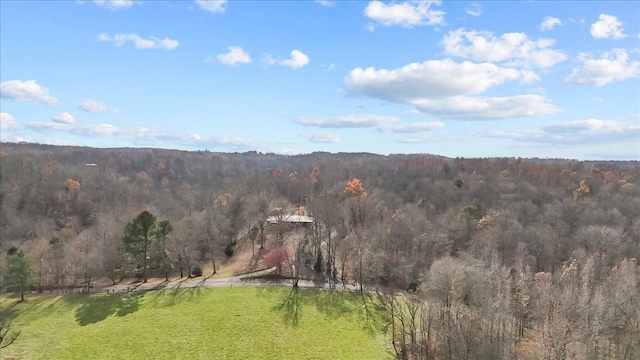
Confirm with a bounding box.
[1,142,639,359]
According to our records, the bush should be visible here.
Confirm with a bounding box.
[224,243,235,257]
[313,251,324,274]
[191,264,203,277]
[263,247,289,275]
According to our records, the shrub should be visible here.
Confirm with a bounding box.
[313,251,324,274]
[191,264,203,277]
[224,243,235,257]
[263,247,289,275]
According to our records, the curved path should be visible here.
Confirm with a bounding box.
[97,268,362,294]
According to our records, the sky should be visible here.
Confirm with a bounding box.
[1,0,639,160]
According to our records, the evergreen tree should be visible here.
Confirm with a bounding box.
[123,211,157,283]
[3,248,35,301]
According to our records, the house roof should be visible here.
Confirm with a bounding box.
[266,214,314,224]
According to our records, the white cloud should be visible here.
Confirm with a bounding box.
[364,0,445,29]
[27,121,73,132]
[52,112,75,125]
[441,28,567,68]
[74,123,121,136]
[79,98,113,113]
[92,0,134,10]
[98,33,179,50]
[345,59,561,120]
[591,14,627,39]
[564,49,639,86]
[262,54,278,66]
[195,0,227,13]
[346,59,525,102]
[315,0,334,7]
[465,2,481,17]
[301,132,341,143]
[540,16,562,31]
[487,119,640,145]
[213,46,252,66]
[414,95,560,120]
[24,117,259,151]
[294,114,400,128]
[0,113,19,131]
[129,128,256,149]
[279,50,310,69]
[378,121,444,133]
[0,80,58,105]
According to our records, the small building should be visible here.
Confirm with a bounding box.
[266,214,314,225]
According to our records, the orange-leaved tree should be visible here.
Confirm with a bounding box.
[345,177,366,196]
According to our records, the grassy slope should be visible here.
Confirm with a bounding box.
[1,287,391,360]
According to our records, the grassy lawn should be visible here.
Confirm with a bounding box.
[0,286,391,360]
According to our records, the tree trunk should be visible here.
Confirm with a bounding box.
[142,250,148,283]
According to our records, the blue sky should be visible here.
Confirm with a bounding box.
[1,0,639,160]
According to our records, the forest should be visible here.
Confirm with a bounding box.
[1,142,639,359]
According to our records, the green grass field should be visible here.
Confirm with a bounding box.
[0,286,391,360]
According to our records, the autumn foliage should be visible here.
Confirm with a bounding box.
[345,177,366,196]
[136,171,153,186]
[272,168,284,177]
[602,171,616,184]
[309,166,320,184]
[263,246,289,275]
[573,179,590,201]
[64,179,80,191]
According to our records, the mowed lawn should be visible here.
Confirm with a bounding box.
[0,286,391,360]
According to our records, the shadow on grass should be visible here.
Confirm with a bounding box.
[274,288,302,326]
[1,295,71,322]
[147,286,203,308]
[262,285,385,334]
[74,292,145,326]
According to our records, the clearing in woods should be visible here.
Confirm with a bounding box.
[0,286,391,360]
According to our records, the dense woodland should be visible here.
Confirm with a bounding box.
[1,142,639,359]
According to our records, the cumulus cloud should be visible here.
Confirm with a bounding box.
[52,112,75,124]
[213,46,251,65]
[279,50,310,69]
[441,28,567,68]
[345,59,561,120]
[564,49,639,86]
[0,112,19,131]
[591,14,627,39]
[294,114,400,128]
[414,95,561,120]
[78,98,114,113]
[364,0,445,29]
[486,119,640,145]
[301,132,341,143]
[98,33,179,50]
[465,2,481,17]
[91,0,135,10]
[540,16,562,31]
[195,0,227,13]
[0,80,58,105]
[346,59,526,102]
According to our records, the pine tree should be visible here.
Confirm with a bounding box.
[3,248,35,301]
